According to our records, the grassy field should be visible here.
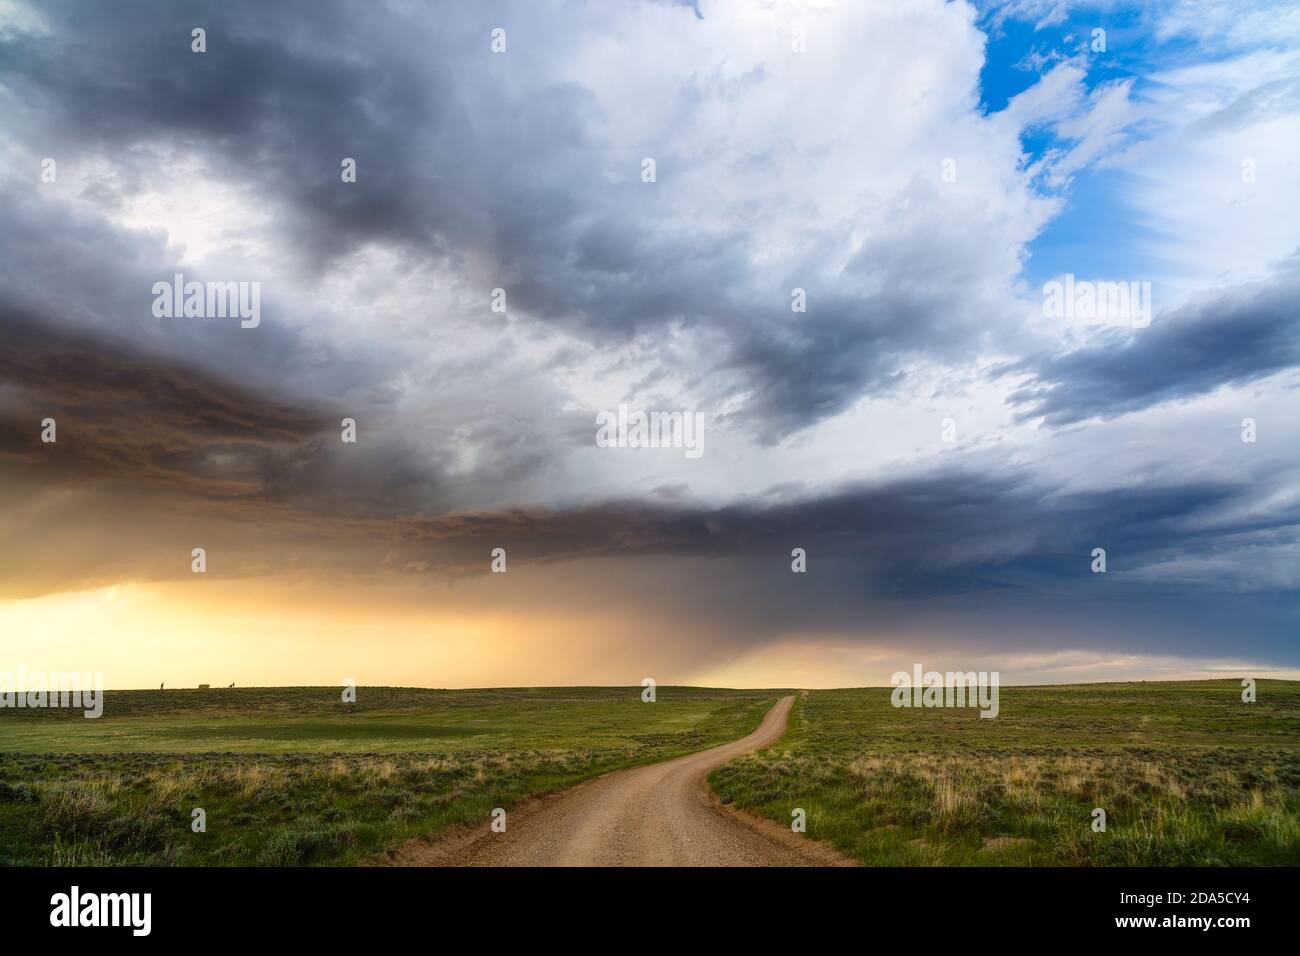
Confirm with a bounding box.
[6,680,1296,867]
[0,685,779,865]
[710,680,1300,866]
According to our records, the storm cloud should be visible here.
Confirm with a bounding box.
[1004,255,1300,426]
[1,0,1297,683]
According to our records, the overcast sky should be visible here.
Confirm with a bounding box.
[1,0,1297,688]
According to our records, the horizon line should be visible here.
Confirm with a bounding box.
[76,675,1300,693]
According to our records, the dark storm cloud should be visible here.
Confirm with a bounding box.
[0,0,654,285]
[0,0,1008,440]
[0,308,452,515]
[1003,254,1300,425]
[382,470,1300,664]
[0,308,330,491]
[399,468,1293,589]
[3,306,1286,592]
[6,300,1278,591]
[2,303,1294,666]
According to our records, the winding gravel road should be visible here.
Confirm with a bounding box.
[390,695,852,867]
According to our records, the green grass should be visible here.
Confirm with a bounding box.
[0,685,781,865]
[9,680,1296,867]
[710,680,1300,866]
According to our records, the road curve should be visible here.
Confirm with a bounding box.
[389,695,850,867]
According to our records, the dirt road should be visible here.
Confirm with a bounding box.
[388,695,852,867]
